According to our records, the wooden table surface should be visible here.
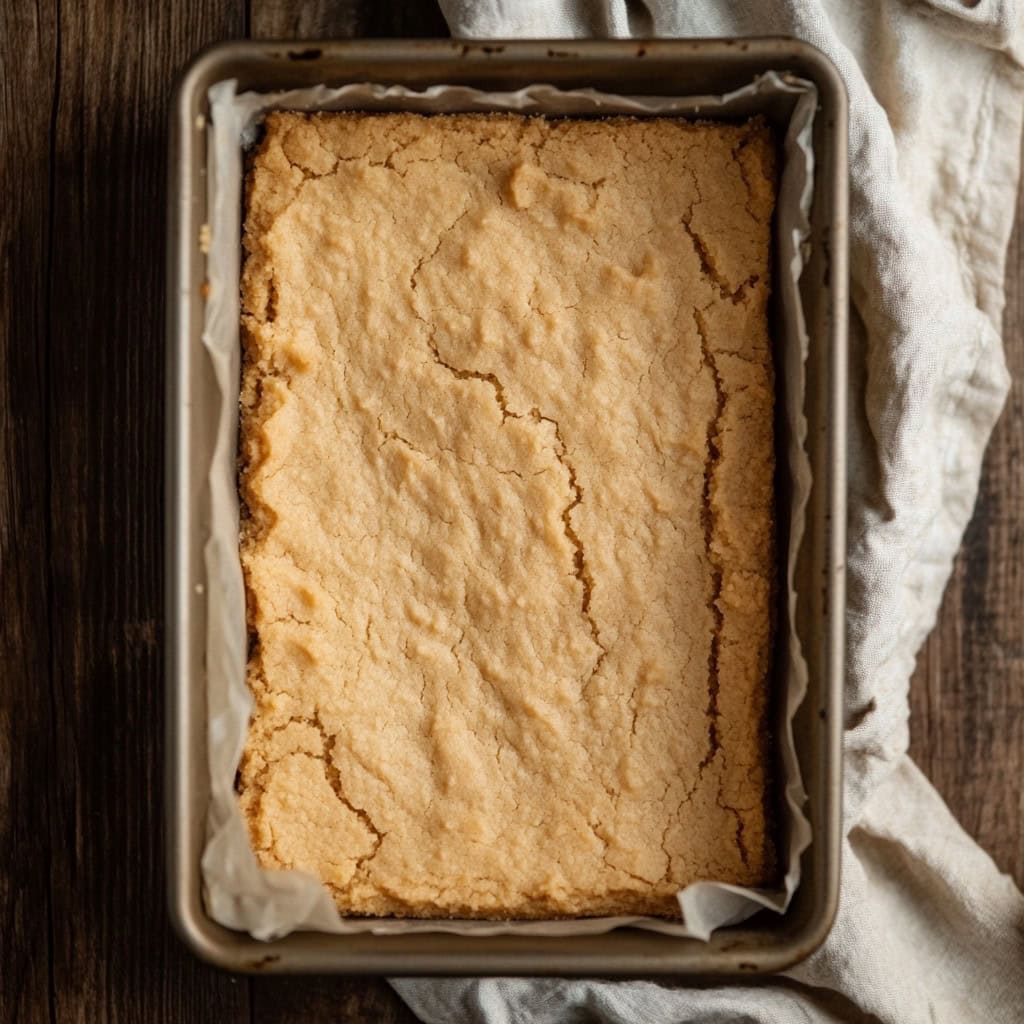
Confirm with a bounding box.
[1,2,1020,1021]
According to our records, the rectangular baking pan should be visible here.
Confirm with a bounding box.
[167,38,847,976]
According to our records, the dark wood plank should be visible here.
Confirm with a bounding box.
[37,1,251,1021]
[249,978,420,1024]
[0,1,59,1021]
[249,0,448,39]
[908,149,1024,889]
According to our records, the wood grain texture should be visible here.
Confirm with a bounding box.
[908,148,1024,890]
[249,0,448,39]
[0,0,1020,1021]
[0,1,58,1021]
[41,3,252,1022]
[0,1,253,1022]
[249,977,420,1024]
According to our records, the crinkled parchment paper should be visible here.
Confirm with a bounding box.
[199,74,816,941]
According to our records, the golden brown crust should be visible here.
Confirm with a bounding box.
[238,111,776,919]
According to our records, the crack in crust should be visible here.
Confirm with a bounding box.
[693,307,724,774]
[412,298,608,680]
[310,714,385,876]
[240,706,386,875]
[681,207,760,304]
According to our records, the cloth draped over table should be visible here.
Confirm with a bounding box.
[393,2,1024,1021]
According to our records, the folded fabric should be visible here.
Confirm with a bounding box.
[393,1,1024,1021]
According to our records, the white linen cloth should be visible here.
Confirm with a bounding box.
[393,2,1024,1021]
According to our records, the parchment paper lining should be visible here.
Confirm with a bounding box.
[199,74,816,942]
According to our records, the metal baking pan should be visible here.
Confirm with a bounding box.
[166,38,847,976]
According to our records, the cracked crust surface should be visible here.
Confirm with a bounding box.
[238,111,777,918]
